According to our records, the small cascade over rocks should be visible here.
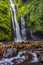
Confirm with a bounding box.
[21,15,26,41]
[10,0,22,42]
[30,28,36,40]
[0,50,39,65]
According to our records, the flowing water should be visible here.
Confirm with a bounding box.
[0,50,39,65]
[10,0,22,42]
[30,28,36,40]
[21,15,26,41]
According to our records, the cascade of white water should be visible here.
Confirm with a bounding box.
[10,0,16,41]
[0,51,39,64]
[21,15,26,41]
[30,28,36,40]
[10,0,22,42]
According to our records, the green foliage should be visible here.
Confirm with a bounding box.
[14,0,43,32]
[0,0,12,41]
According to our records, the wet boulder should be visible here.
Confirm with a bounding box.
[39,54,43,63]
[0,50,4,59]
[21,52,34,61]
[3,48,17,58]
[37,52,43,63]
[17,43,25,50]
[0,48,5,59]
[37,48,43,51]
[0,43,5,59]
[13,58,24,64]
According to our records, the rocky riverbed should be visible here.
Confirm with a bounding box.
[0,41,43,65]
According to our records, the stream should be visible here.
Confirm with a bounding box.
[0,50,40,65]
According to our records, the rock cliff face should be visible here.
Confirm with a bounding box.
[27,30,43,40]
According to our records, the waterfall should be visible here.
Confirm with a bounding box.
[21,15,26,41]
[10,0,16,41]
[30,28,36,40]
[10,0,22,42]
